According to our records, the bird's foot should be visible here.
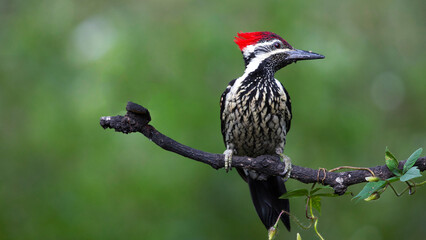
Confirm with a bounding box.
[223,149,233,172]
[280,154,292,181]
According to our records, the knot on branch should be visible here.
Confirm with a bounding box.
[100,102,151,134]
[100,102,426,194]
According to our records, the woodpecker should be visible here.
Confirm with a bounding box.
[220,32,324,232]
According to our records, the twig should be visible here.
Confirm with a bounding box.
[100,102,426,195]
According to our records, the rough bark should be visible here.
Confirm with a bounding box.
[100,102,425,195]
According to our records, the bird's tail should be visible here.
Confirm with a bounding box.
[247,175,290,231]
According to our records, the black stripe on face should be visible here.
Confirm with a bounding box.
[243,40,292,67]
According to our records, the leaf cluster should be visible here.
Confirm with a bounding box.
[353,148,423,202]
[278,147,423,240]
[280,185,351,240]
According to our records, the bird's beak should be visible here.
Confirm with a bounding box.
[286,49,325,61]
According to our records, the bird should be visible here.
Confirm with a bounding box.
[220,31,324,234]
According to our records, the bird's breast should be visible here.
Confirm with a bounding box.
[222,82,288,157]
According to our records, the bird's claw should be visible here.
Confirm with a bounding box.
[223,149,233,172]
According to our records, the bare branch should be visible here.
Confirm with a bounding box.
[100,102,426,195]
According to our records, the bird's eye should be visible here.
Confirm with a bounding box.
[273,42,282,49]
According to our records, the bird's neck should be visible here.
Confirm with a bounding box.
[244,59,275,80]
[237,68,278,96]
[231,59,278,95]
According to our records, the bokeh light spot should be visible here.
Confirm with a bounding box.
[71,16,117,62]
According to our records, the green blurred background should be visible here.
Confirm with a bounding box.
[1,0,425,239]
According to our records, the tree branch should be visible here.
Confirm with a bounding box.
[100,102,425,195]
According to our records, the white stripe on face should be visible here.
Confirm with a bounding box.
[244,48,291,74]
[242,40,282,58]
[230,48,291,95]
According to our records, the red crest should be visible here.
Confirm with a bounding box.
[234,31,292,51]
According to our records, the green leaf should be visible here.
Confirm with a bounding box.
[311,196,322,214]
[352,181,387,202]
[386,176,400,183]
[400,167,422,182]
[314,191,352,198]
[403,148,423,174]
[385,147,401,176]
[314,193,339,198]
[365,176,380,182]
[364,192,380,201]
[280,189,309,199]
[310,186,333,195]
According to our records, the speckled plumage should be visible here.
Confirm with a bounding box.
[219,41,293,231]
[220,70,292,161]
[220,31,324,232]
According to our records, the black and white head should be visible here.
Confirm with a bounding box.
[234,31,324,72]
